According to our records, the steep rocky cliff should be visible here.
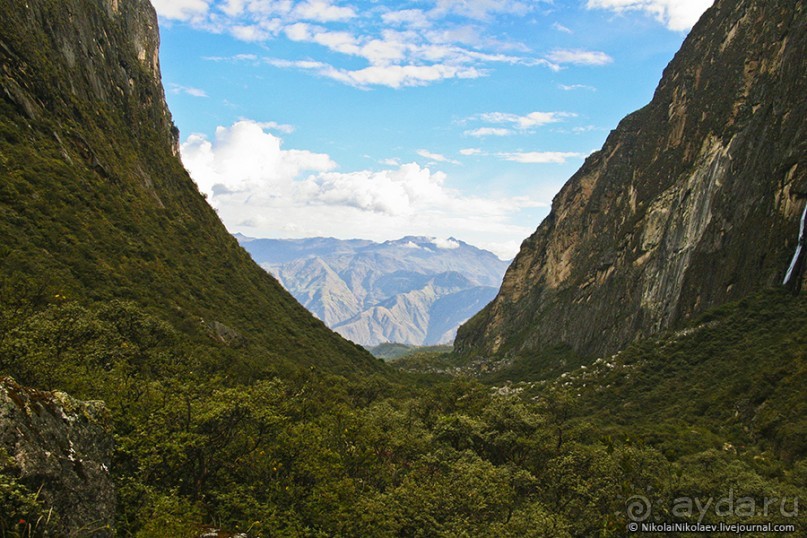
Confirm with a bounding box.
[0,0,376,373]
[0,377,114,536]
[455,0,806,360]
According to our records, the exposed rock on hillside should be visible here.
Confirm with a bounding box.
[456,0,806,360]
[0,377,114,536]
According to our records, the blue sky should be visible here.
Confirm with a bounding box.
[153,0,714,259]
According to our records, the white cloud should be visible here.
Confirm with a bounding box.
[432,237,460,249]
[431,0,534,20]
[459,148,482,156]
[478,111,577,129]
[180,119,545,259]
[151,0,211,21]
[254,121,295,134]
[157,0,565,89]
[181,120,336,197]
[417,149,460,165]
[292,0,357,22]
[552,22,573,34]
[382,9,431,29]
[478,239,520,260]
[499,151,586,164]
[274,61,486,89]
[221,0,247,17]
[360,36,409,65]
[284,22,314,41]
[461,111,576,138]
[559,83,597,91]
[546,49,614,66]
[586,0,713,31]
[465,127,513,137]
[301,165,444,215]
[168,83,208,97]
[265,58,330,70]
[267,23,545,88]
[231,24,271,41]
[203,53,259,62]
[312,30,362,55]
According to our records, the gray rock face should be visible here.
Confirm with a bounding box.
[0,0,178,153]
[456,0,807,360]
[0,377,115,536]
[238,235,510,346]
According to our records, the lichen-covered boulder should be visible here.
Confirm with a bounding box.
[0,377,115,537]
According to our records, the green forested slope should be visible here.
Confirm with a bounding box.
[0,0,376,376]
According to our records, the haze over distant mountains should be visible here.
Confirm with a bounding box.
[236,235,510,346]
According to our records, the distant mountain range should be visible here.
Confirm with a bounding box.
[236,235,510,346]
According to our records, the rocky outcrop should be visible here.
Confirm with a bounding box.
[0,377,115,536]
[456,0,806,360]
[0,0,177,153]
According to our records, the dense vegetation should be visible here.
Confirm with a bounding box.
[1,0,805,535]
[367,343,454,361]
[1,288,805,536]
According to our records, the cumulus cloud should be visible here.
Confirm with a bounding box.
[586,0,713,31]
[180,119,545,259]
[181,120,336,198]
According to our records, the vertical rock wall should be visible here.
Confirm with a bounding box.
[456,0,807,360]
